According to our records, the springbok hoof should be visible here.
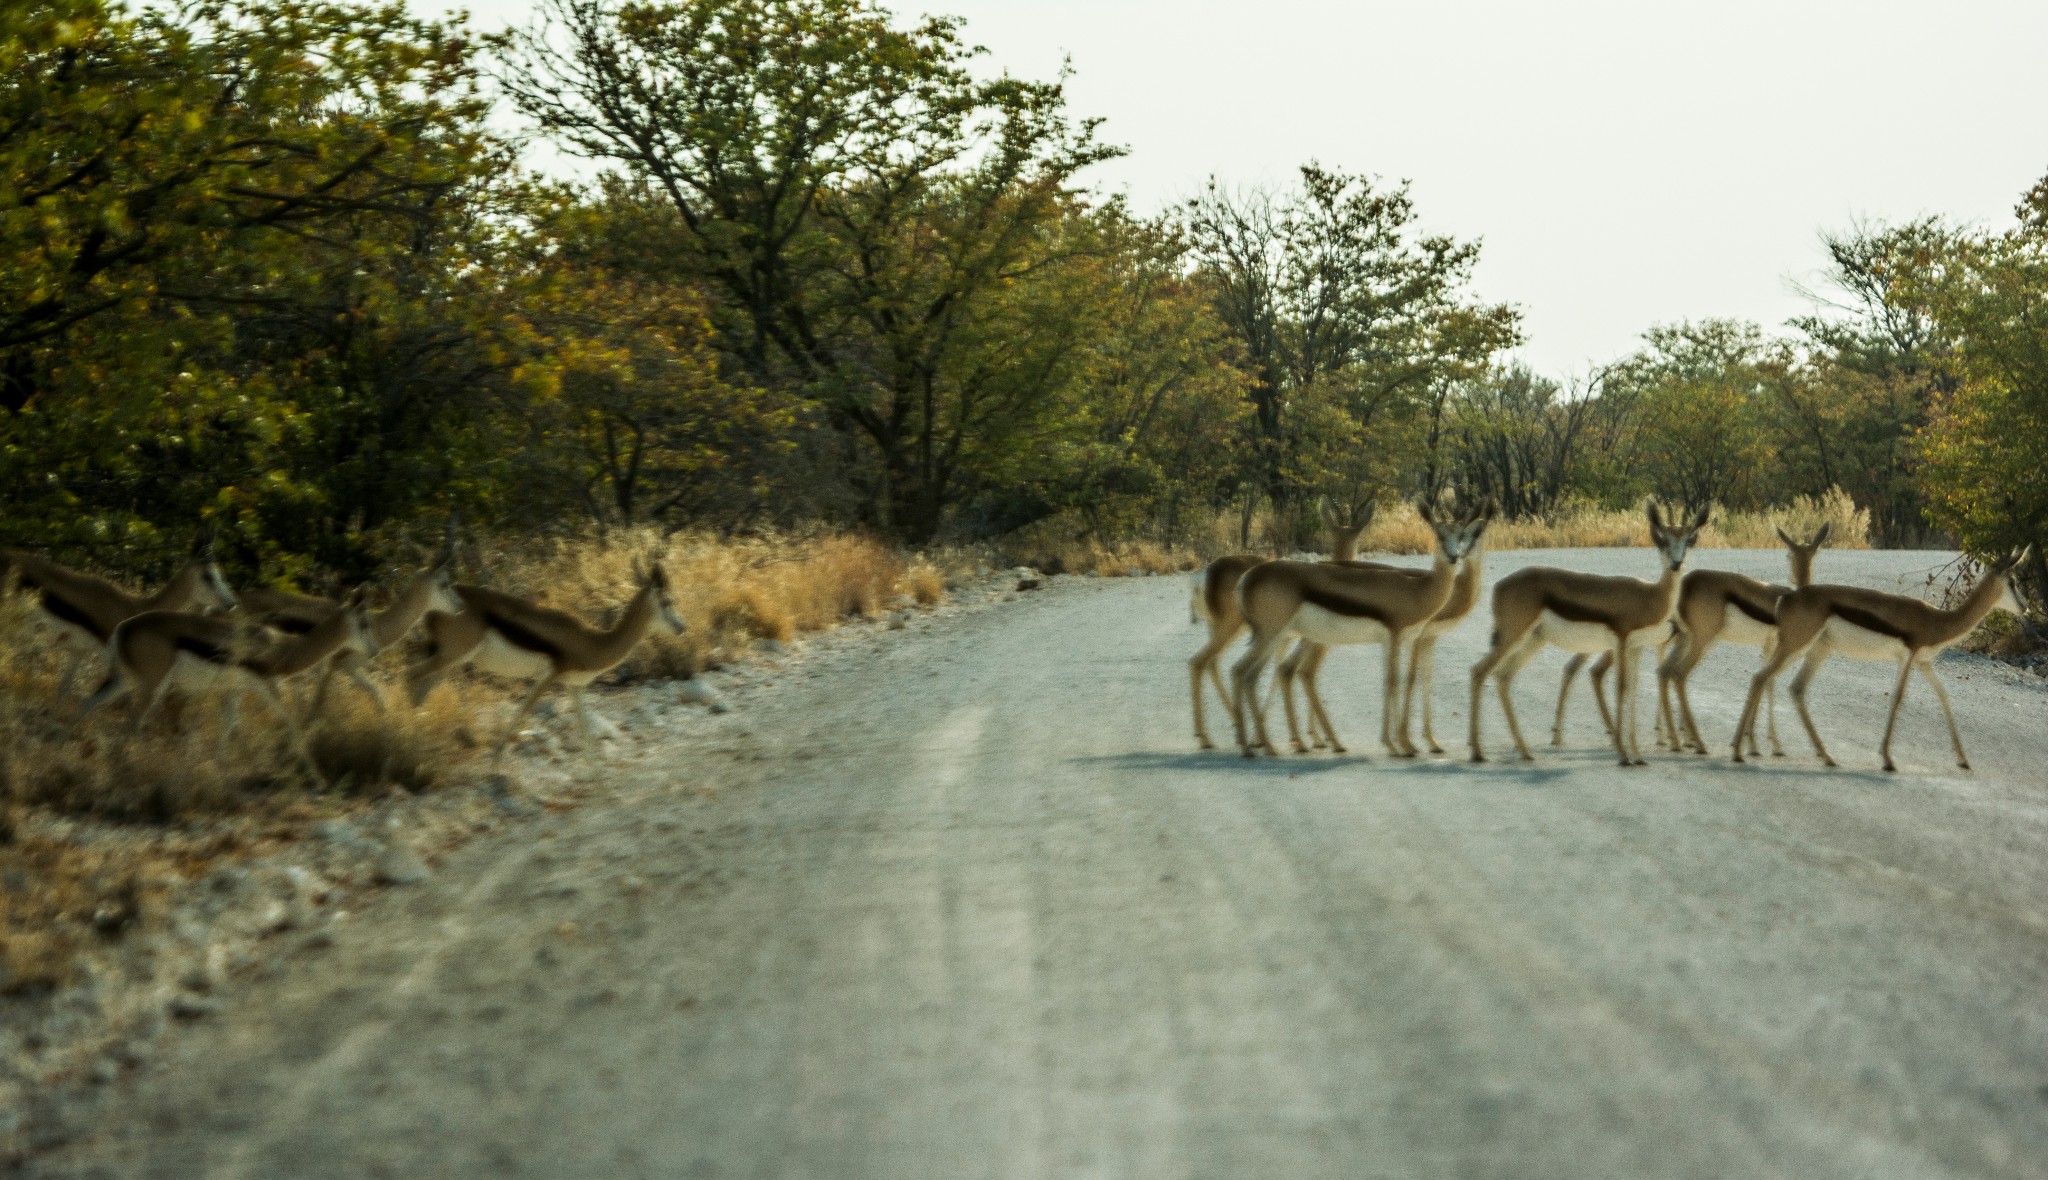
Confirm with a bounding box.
[1882,762,1897,773]
[1958,759,1971,771]
[1470,753,1487,764]
[1328,743,1348,755]
[1427,743,1445,755]
[1197,738,1214,750]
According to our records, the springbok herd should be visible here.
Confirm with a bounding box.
[1,533,686,779]
[1192,500,2031,773]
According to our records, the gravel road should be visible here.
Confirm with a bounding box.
[26,549,2048,1179]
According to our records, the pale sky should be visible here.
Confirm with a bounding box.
[446,0,2048,376]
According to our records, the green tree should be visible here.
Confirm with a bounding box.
[0,0,510,575]
[1786,220,1954,544]
[502,0,1121,541]
[1912,177,2048,616]
[1183,164,1518,540]
[1601,321,1780,511]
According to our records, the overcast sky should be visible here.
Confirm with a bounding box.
[446,0,2048,376]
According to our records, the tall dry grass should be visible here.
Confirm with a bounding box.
[1355,489,1872,556]
[476,527,950,679]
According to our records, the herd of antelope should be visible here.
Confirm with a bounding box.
[1,529,686,778]
[1192,498,2030,773]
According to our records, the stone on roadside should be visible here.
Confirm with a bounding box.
[168,994,221,1021]
[676,680,723,708]
[375,843,431,886]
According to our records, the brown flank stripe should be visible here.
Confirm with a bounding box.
[1299,585,1389,623]
[1829,602,1911,641]
[483,608,562,657]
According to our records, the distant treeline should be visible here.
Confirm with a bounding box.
[2,0,2042,614]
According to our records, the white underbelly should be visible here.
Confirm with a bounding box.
[1820,616,1907,661]
[1288,603,1392,647]
[471,630,557,680]
[1534,612,1611,654]
[1532,610,1665,655]
[1717,604,1776,647]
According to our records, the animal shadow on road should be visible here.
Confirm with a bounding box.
[1075,751,1364,778]
[1076,751,1576,788]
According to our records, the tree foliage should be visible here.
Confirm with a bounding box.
[1183,165,1520,541]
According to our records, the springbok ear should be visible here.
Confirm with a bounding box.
[1811,521,1831,547]
[1691,507,1710,532]
[1646,499,1666,531]
[1775,525,1795,548]
[1416,497,1437,526]
[649,562,668,588]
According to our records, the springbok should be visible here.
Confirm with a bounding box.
[1187,504,1372,750]
[75,589,378,779]
[1732,549,2029,772]
[1469,501,1708,766]
[1,544,236,699]
[405,560,686,764]
[242,540,461,716]
[1277,500,1496,755]
[1228,503,1488,758]
[1555,522,1831,755]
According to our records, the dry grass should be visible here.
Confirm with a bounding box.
[998,530,1204,578]
[478,527,942,681]
[905,559,947,606]
[0,837,184,994]
[0,593,464,825]
[1360,489,1872,555]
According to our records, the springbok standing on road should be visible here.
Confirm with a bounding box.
[1187,503,1372,750]
[1228,503,1487,758]
[1732,549,2029,772]
[406,559,687,764]
[1659,523,1831,755]
[75,588,379,780]
[1469,501,1708,766]
[1278,499,1497,755]
[2,543,237,701]
[1555,522,1832,755]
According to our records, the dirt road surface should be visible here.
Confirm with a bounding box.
[26,549,2048,1179]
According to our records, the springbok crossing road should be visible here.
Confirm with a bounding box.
[30,549,2048,1179]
